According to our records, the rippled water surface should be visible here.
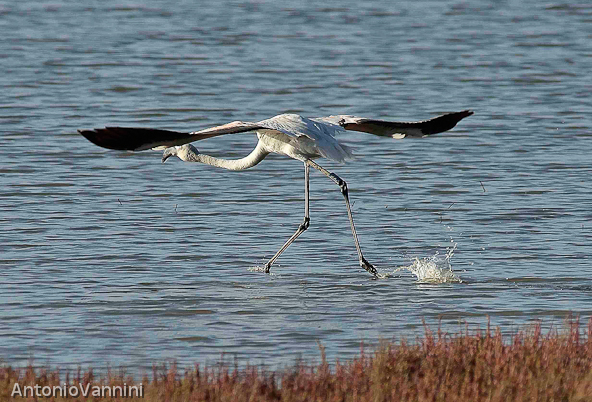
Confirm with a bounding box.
[1,0,592,373]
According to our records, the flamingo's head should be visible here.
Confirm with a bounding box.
[162,144,199,163]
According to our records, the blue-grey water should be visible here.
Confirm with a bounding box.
[1,0,591,374]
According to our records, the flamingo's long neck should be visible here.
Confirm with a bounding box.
[185,140,270,171]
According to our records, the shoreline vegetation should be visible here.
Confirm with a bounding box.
[2,319,591,401]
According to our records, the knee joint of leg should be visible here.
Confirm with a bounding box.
[328,173,348,195]
[339,180,348,195]
[299,217,310,231]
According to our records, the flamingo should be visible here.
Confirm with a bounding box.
[79,110,473,277]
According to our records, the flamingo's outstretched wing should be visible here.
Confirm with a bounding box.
[78,121,265,151]
[315,110,473,139]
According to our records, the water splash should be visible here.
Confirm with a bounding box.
[394,243,462,284]
[248,265,279,276]
[248,266,268,273]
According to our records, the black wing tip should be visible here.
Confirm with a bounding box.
[424,109,474,135]
[453,109,475,125]
[78,127,107,148]
[78,126,193,151]
[78,128,96,135]
[446,110,474,119]
[77,127,133,151]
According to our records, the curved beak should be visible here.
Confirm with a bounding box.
[162,148,174,163]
